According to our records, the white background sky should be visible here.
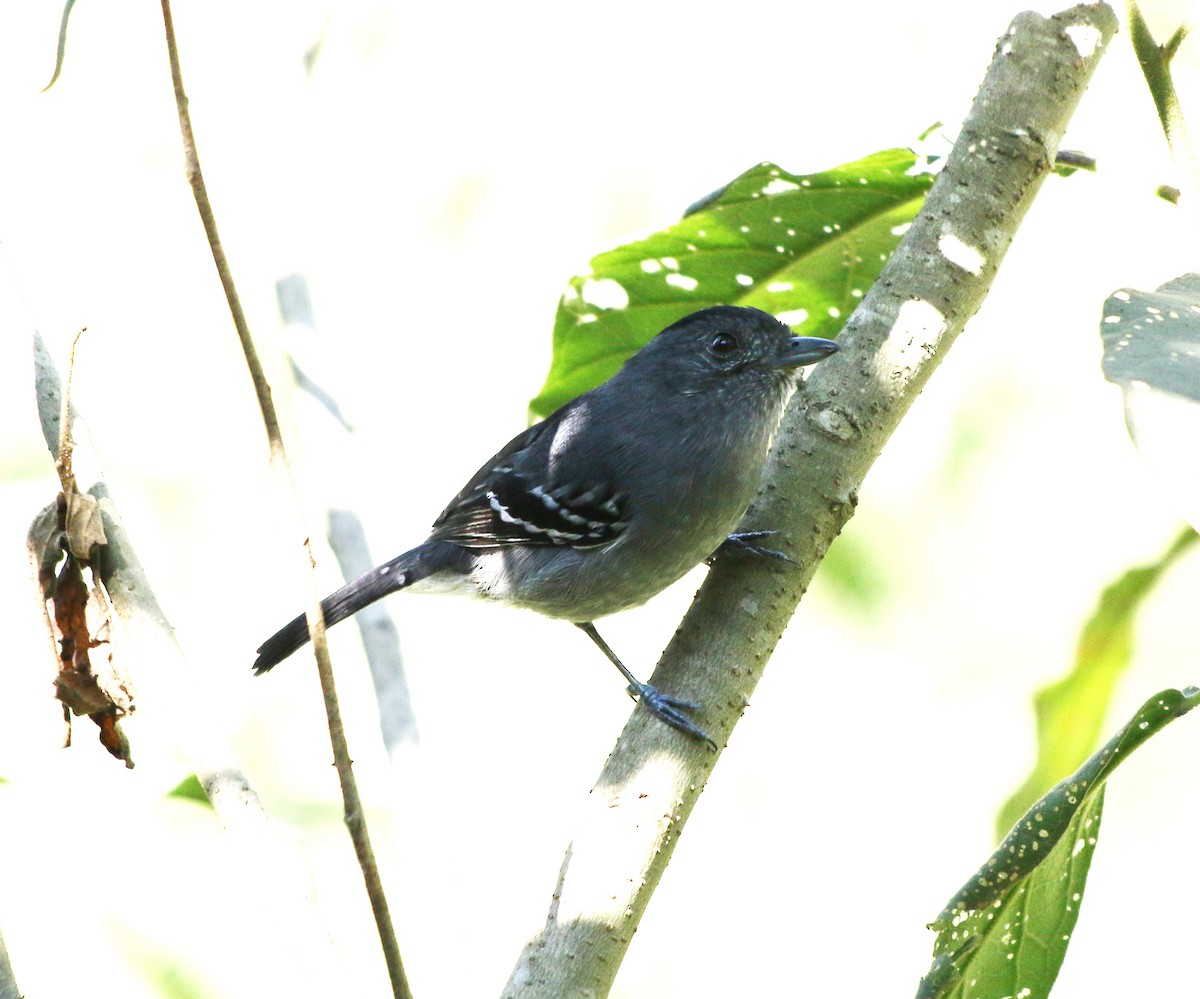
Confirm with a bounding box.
[1,1,1198,997]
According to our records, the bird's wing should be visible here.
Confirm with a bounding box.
[429,414,627,550]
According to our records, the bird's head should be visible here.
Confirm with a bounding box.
[625,305,839,404]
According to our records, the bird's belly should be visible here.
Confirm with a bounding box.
[469,515,734,622]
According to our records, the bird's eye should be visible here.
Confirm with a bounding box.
[708,332,740,356]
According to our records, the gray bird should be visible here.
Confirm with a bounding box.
[254,305,838,745]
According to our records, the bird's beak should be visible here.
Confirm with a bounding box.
[777,336,840,368]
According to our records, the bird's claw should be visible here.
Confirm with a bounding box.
[627,682,716,750]
[715,530,798,566]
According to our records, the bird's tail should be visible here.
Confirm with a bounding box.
[252,541,462,674]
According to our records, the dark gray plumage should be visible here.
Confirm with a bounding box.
[254,305,838,744]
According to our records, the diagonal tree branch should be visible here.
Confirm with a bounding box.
[503,4,1120,996]
[0,924,19,999]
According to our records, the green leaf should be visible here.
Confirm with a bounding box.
[167,773,214,809]
[917,686,1200,999]
[42,0,78,93]
[530,148,934,417]
[996,526,1197,835]
[114,923,216,999]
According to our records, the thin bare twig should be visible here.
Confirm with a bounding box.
[55,327,85,489]
[156,3,411,996]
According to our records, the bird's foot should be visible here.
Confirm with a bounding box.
[709,530,797,566]
[626,682,716,750]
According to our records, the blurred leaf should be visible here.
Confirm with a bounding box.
[996,527,1197,835]
[1101,273,1200,530]
[42,0,78,92]
[531,148,934,416]
[918,686,1200,999]
[167,773,213,809]
[816,531,890,618]
[115,923,216,999]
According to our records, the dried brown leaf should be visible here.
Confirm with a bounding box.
[36,494,134,767]
[64,490,106,560]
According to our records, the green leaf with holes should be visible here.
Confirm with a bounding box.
[530,148,935,417]
[916,686,1200,999]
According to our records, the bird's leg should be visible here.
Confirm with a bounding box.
[573,622,716,750]
[707,530,798,566]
